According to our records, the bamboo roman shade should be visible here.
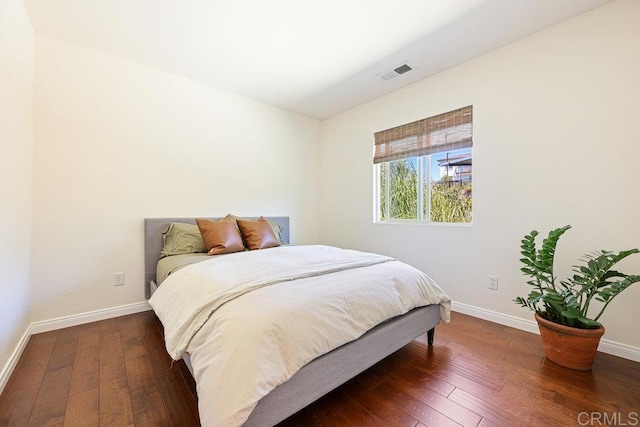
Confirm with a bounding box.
[374,105,473,164]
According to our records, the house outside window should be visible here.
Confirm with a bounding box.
[374,106,473,224]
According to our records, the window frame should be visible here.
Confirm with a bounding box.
[373,106,473,226]
[374,149,473,226]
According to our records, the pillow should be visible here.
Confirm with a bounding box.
[196,216,245,255]
[160,222,207,258]
[236,216,281,250]
[267,220,285,244]
[229,214,285,244]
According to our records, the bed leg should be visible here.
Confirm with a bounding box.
[427,328,435,345]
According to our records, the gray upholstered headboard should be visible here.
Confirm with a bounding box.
[144,216,290,298]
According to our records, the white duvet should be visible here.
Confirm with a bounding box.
[149,245,450,426]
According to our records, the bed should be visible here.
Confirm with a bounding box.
[144,216,450,426]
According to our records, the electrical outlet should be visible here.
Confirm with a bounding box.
[114,272,125,286]
[488,275,498,290]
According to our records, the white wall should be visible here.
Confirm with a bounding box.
[32,35,321,322]
[319,0,640,348]
[0,0,34,379]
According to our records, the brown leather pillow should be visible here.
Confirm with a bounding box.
[236,216,281,250]
[195,217,245,255]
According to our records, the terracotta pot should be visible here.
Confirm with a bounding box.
[535,313,605,371]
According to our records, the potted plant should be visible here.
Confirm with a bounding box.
[514,225,640,370]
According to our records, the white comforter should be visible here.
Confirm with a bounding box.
[149,245,450,426]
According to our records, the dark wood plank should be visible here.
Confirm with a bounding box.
[2,310,639,427]
[448,388,524,427]
[5,331,58,392]
[1,338,34,394]
[280,385,388,427]
[26,328,78,426]
[451,379,576,426]
[363,381,460,427]
[0,383,40,426]
[31,330,60,346]
[375,363,457,400]
[448,354,507,391]
[124,355,171,426]
[98,331,134,426]
[118,315,146,360]
[68,345,99,396]
[341,378,421,427]
[63,388,99,427]
[133,310,159,336]
[139,327,173,379]
[156,369,200,426]
[352,366,385,391]
[98,318,119,337]
[76,322,100,350]
[27,366,73,426]
[381,367,482,426]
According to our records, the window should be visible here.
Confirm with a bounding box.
[374,106,473,224]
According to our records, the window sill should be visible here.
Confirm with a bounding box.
[373,219,473,227]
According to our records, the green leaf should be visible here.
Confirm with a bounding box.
[516,225,640,329]
[578,317,602,328]
[561,307,582,319]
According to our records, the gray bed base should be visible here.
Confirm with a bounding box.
[144,217,439,426]
[244,304,438,426]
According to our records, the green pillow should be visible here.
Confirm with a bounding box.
[160,222,207,258]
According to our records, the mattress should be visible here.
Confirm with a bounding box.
[149,245,450,426]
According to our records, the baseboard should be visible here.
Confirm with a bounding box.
[451,301,640,363]
[0,301,152,395]
[596,336,640,363]
[29,301,151,334]
[0,327,31,395]
[451,301,540,335]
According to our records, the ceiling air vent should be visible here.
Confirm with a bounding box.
[379,62,415,81]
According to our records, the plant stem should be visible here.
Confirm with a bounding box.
[594,299,614,322]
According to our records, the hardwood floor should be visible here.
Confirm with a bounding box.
[0,311,199,427]
[1,311,638,426]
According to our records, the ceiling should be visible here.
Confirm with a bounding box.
[23,0,613,119]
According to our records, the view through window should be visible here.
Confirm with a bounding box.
[375,106,473,224]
